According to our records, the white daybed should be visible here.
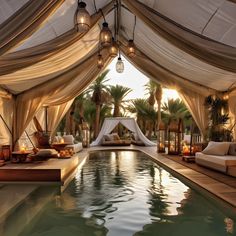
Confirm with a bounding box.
[195,141,236,176]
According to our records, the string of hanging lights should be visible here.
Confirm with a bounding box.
[75,0,91,32]
[75,0,136,72]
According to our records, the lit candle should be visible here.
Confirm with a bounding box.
[20,143,26,153]
[60,138,64,144]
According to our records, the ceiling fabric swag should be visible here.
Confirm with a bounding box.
[0,0,65,57]
[24,100,74,148]
[0,1,114,76]
[120,41,211,138]
[13,49,111,147]
[123,0,236,73]
[120,40,214,97]
[0,25,100,93]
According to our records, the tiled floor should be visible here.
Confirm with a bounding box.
[88,145,236,208]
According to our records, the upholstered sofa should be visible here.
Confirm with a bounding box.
[195,141,236,176]
[54,135,83,153]
[101,133,131,146]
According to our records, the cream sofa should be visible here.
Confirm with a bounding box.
[195,142,236,176]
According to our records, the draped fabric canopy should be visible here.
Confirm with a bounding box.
[91,117,156,146]
[0,0,235,147]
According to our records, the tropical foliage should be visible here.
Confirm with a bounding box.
[57,72,193,142]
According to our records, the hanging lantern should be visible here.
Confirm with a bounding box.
[116,56,124,73]
[97,53,104,69]
[109,38,118,57]
[100,22,112,47]
[127,39,136,57]
[76,1,91,32]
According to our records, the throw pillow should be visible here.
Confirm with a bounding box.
[228,143,236,156]
[63,135,74,144]
[202,141,230,156]
[104,134,111,141]
[36,149,58,157]
[112,133,120,141]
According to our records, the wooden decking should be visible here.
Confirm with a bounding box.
[0,151,88,184]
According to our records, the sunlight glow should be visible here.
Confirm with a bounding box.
[107,57,180,102]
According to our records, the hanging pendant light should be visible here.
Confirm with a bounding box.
[127,16,136,57]
[116,51,124,73]
[97,53,104,69]
[127,39,136,57]
[100,22,112,47]
[75,1,91,32]
[109,37,118,57]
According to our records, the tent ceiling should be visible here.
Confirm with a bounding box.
[0,0,235,95]
[140,0,236,47]
[9,0,236,51]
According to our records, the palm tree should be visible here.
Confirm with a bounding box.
[162,98,190,125]
[155,83,162,132]
[87,69,110,138]
[106,85,132,117]
[145,80,156,107]
[130,98,157,138]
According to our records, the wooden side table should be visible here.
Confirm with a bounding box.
[51,143,69,152]
[11,151,32,163]
[182,155,195,163]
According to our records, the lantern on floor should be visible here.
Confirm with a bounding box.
[81,122,90,148]
[157,121,166,153]
[100,22,112,47]
[2,145,11,161]
[167,119,183,155]
[75,1,91,32]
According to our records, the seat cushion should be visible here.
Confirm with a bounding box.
[36,149,58,157]
[63,135,74,145]
[202,141,230,156]
[228,143,236,156]
[195,152,236,172]
[66,143,83,153]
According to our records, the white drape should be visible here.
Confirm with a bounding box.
[91,117,156,146]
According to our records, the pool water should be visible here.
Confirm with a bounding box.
[7,151,236,235]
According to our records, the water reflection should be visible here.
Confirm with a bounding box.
[13,151,236,236]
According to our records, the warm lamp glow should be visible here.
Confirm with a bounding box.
[109,38,118,57]
[20,143,26,153]
[76,1,91,32]
[127,39,136,57]
[100,22,112,47]
[116,57,124,73]
[182,143,190,155]
[60,138,64,144]
[97,54,104,69]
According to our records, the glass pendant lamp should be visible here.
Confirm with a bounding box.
[100,22,112,47]
[97,53,104,69]
[109,38,118,57]
[116,51,124,73]
[76,1,91,32]
[127,39,135,57]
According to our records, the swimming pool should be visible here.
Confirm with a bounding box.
[3,151,236,236]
